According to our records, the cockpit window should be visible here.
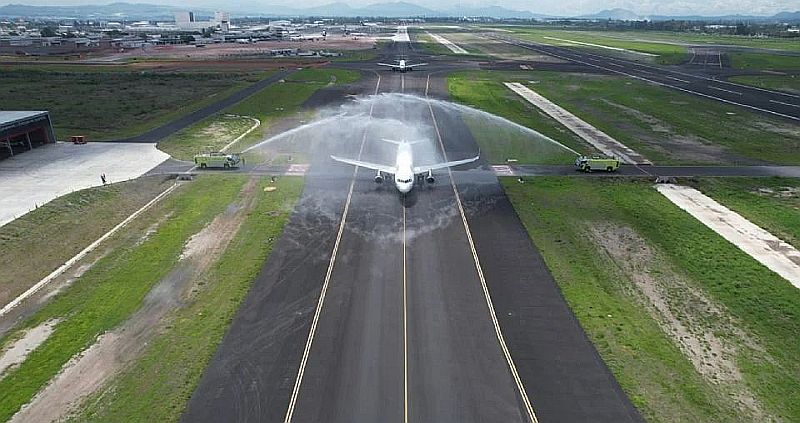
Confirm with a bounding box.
[397,178,412,183]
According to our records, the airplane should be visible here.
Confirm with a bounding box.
[331,138,479,194]
[377,58,427,72]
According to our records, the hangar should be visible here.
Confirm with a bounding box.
[0,111,56,160]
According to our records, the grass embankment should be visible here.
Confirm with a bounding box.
[477,70,799,165]
[0,175,246,421]
[503,28,687,64]
[0,176,174,308]
[0,68,267,140]
[728,74,800,94]
[483,26,800,52]
[690,177,800,249]
[448,71,589,164]
[73,176,303,422]
[729,52,800,71]
[503,177,800,421]
[157,68,360,160]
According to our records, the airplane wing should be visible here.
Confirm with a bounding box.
[331,155,396,174]
[406,63,428,67]
[377,63,396,68]
[413,155,479,174]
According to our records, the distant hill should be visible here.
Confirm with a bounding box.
[0,2,797,22]
[579,8,641,20]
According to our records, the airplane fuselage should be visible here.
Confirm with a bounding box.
[393,60,410,72]
[393,142,415,193]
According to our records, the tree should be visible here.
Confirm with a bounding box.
[40,27,57,37]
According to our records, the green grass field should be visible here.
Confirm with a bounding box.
[72,176,303,422]
[0,68,267,140]
[0,176,173,309]
[0,175,246,421]
[157,68,360,160]
[689,178,800,249]
[465,70,800,165]
[729,52,800,71]
[448,71,590,164]
[483,26,800,52]
[729,74,800,94]
[501,28,688,64]
[503,177,800,421]
[157,114,257,160]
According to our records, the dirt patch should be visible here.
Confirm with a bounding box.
[751,121,800,138]
[599,98,741,164]
[0,319,60,378]
[753,186,799,199]
[9,178,260,423]
[590,222,772,419]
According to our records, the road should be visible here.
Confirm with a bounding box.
[182,40,642,422]
[488,34,800,122]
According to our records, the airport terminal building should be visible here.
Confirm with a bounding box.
[0,111,56,160]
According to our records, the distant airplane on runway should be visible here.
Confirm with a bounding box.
[377,58,427,72]
[332,139,478,194]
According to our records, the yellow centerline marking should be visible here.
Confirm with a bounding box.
[284,73,381,423]
[402,205,409,423]
[424,74,539,423]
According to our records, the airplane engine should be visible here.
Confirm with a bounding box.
[426,170,435,184]
[374,171,384,184]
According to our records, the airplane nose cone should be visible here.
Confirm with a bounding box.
[399,184,412,194]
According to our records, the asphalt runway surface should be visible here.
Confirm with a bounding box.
[183,40,642,422]
[487,34,800,122]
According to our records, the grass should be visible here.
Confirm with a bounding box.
[503,28,688,64]
[0,176,174,308]
[729,52,800,71]
[225,68,360,153]
[729,74,800,94]
[0,175,247,421]
[412,30,468,56]
[0,67,267,140]
[689,177,800,249]
[157,114,257,160]
[448,71,590,164]
[483,26,800,52]
[157,67,360,160]
[503,176,800,421]
[502,70,799,165]
[72,176,303,422]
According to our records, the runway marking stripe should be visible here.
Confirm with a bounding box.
[426,74,539,423]
[770,99,800,109]
[284,74,381,423]
[708,85,743,96]
[402,206,409,423]
[494,38,799,122]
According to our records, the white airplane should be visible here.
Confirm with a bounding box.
[331,139,479,194]
[377,59,427,72]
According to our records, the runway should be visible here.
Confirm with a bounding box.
[488,34,800,122]
[182,40,642,422]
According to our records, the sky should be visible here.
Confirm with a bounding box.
[4,0,798,16]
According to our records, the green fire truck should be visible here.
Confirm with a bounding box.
[575,155,620,172]
[194,152,242,169]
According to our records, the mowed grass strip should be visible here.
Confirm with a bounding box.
[72,177,303,422]
[0,68,266,140]
[729,52,800,71]
[448,71,590,164]
[503,177,800,421]
[0,175,246,421]
[157,114,257,160]
[728,74,800,94]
